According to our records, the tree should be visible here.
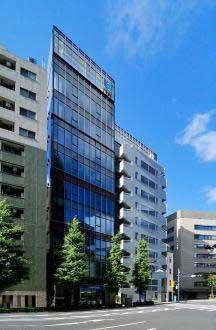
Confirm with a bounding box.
[0,198,29,290]
[132,239,150,302]
[207,274,216,298]
[105,232,128,299]
[55,218,87,307]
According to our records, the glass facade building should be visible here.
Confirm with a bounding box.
[47,27,115,303]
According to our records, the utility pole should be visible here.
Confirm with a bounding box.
[177,268,180,303]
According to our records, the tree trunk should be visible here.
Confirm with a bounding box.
[64,286,73,309]
[139,290,141,303]
[211,286,214,298]
[73,285,80,307]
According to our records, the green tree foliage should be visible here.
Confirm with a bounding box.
[105,232,128,295]
[55,218,87,305]
[0,199,29,290]
[132,239,150,302]
[207,274,216,298]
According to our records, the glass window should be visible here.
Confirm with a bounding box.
[58,126,64,145]
[141,175,148,185]
[78,138,84,155]
[20,88,36,101]
[20,68,36,81]
[19,127,35,139]
[66,80,72,99]
[58,75,65,94]
[59,101,65,119]
[65,155,71,174]
[65,130,71,149]
[78,114,84,130]
[78,162,84,179]
[1,184,24,198]
[79,90,85,108]
[141,190,148,200]
[195,225,216,231]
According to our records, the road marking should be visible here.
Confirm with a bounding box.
[38,318,115,327]
[87,320,147,330]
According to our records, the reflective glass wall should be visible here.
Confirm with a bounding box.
[48,27,115,281]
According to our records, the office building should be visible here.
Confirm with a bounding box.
[47,27,115,305]
[0,45,47,308]
[165,251,174,301]
[115,125,167,302]
[167,210,216,299]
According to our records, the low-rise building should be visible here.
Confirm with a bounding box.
[167,210,216,299]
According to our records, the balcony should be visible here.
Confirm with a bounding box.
[118,144,131,162]
[1,183,24,199]
[120,239,133,255]
[0,54,16,71]
[158,175,167,189]
[119,223,132,238]
[121,256,133,269]
[0,76,15,91]
[119,191,131,209]
[118,175,132,193]
[0,118,14,132]
[119,159,131,178]
[118,208,131,225]
[157,187,166,201]
[0,96,15,111]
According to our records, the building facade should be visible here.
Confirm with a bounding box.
[167,210,216,299]
[115,125,168,302]
[47,27,115,305]
[166,251,174,301]
[0,45,47,308]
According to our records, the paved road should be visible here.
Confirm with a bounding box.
[0,302,215,330]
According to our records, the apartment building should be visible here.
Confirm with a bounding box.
[167,210,216,299]
[115,125,168,302]
[0,45,47,308]
[47,27,115,305]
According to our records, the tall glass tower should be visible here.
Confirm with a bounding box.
[47,27,115,305]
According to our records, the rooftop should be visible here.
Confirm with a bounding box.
[167,210,216,221]
[115,124,157,161]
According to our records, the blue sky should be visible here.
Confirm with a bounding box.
[1,0,216,213]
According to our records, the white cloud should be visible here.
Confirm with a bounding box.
[176,110,216,162]
[106,0,215,58]
[204,187,216,204]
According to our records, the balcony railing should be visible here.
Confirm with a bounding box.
[0,76,15,91]
[0,55,16,71]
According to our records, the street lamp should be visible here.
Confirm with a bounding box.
[176,269,202,302]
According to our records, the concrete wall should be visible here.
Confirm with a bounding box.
[0,46,47,307]
[115,126,167,302]
[167,211,216,299]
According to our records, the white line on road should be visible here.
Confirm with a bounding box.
[87,320,147,330]
[44,319,115,327]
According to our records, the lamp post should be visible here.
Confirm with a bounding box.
[176,269,201,302]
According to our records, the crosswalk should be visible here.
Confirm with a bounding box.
[177,302,216,312]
